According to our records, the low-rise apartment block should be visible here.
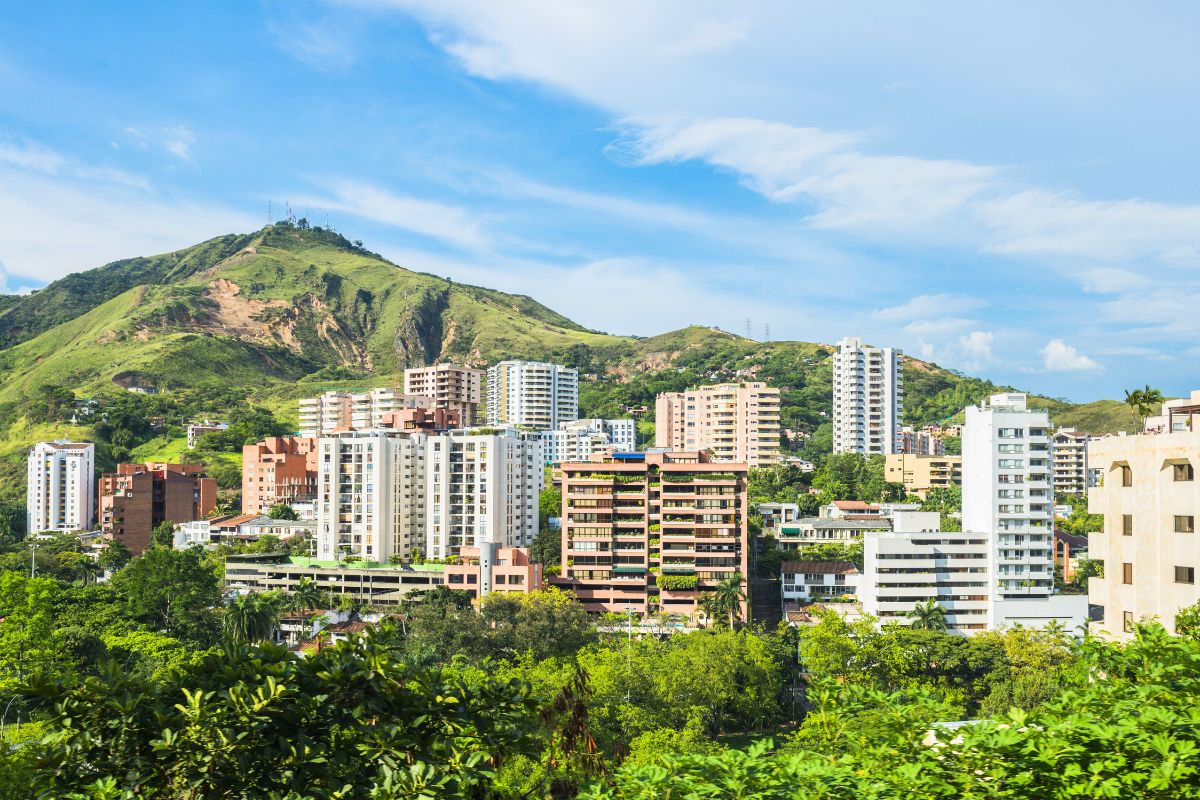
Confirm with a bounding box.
[187,421,228,448]
[655,382,781,467]
[885,453,963,499]
[559,451,748,621]
[404,364,484,425]
[99,462,216,554]
[1052,428,1095,495]
[897,426,945,456]
[540,418,637,464]
[298,389,433,437]
[444,544,543,598]
[27,441,94,534]
[242,436,318,516]
[781,560,861,603]
[1088,392,1200,640]
[486,360,579,430]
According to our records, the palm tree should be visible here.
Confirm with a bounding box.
[223,592,283,644]
[1125,385,1165,431]
[907,599,948,631]
[712,573,747,630]
[289,577,323,611]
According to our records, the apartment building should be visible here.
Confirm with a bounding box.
[885,453,963,499]
[99,462,216,554]
[1052,428,1094,495]
[298,389,433,437]
[781,561,862,603]
[1088,391,1200,640]
[897,426,945,456]
[443,543,543,598]
[187,421,228,449]
[425,427,543,559]
[558,451,748,621]
[27,441,95,534]
[486,360,579,430]
[540,418,637,464]
[655,382,782,467]
[315,430,427,563]
[242,436,318,516]
[403,364,484,425]
[963,393,1056,600]
[832,336,903,455]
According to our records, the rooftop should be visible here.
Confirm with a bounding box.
[780,560,859,575]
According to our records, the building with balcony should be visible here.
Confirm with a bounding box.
[486,360,578,430]
[897,426,945,456]
[654,382,781,467]
[404,364,484,425]
[298,389,433,437]
[558,450,748,621]
[885,453,963,499]
[832,336,903,455]
[540,418,637,464]
[1087,391,1200,640]
[224,553,446,607]
[443,543,543,598]
[27,441,95,535]
[99,462,216,554]
[1051,428,1095,495]
[425,427,543,559]
[187,421,228,448]
[315,430,427,563]
[781,560,861,603]
[242,436,318,516]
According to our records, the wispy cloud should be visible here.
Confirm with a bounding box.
[873,293,986,323]
[0,137,150,190]
[123,126,197,161]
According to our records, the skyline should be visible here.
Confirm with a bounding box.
[3,2,1199,401]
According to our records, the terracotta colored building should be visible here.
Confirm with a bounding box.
[378,407,461,433]
[242,437,319,516]
[99,462,217,554]
[557,450,748,621]
[443,544,542,599]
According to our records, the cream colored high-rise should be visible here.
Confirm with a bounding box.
[299,389,432,437]
[655,382,781,467]
[1088,391,1200,640]
[486,361,578,430]
[403,364,483,425]
[27,441,95,534]
[833,336,903,454]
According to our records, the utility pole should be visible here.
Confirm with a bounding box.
[29,541,38,578]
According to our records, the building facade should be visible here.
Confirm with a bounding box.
[187,421,228,449]
[781,560,862,603]
[540,418,637,464]
[242,436,319,516]
[298,389,433,437]
[558,451,748,620]
[27,441,95,534]
[99,462,216,554]
[832,336,903,455]
[486,360,579,430]
[963,394,1055,600]
[403,364,484,426]
[1088,391,1200,640]
[654,382,781,467]
[897,426,945,456]
[885,453,963,499]
[1052,428,1094,495]
[425,427,543,559]
[443,544,543,598]
[225,553,445,607]
[314,431,427,563]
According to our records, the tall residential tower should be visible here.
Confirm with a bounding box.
[27,441,95,534]
[486,360,578,430]
[832,336,903,454]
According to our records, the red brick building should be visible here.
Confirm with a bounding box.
[99,462,217,554]
[242,437,318,516]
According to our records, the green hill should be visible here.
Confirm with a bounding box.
[0,222,1140,508]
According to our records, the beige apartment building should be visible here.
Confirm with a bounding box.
[298,389,433,437]
[403,364,483,425]
[558,450,748,622]
[1089,392,1200,640]
[655,382,781,467]
[885,453,963,499]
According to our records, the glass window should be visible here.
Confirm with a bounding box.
[1176,516,1195,533]
[1123,611,1134,633]
[1175,566,1195,584]
[1120,465,1133,487]
[1175,463,1195,482]
[1122,562,1133,584]
[1123,515,1133,536]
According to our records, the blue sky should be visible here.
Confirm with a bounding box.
[2,1,1199,401]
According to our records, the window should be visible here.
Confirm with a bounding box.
[1175,463,1195,482]
[1176,566,1195,584]
[1122,562,1133,584]
[1123,515,1133,536]
[1120,465,1133,487]
[1176,516,1195,533]
[1124,611,1134,633]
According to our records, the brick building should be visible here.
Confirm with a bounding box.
[99,462,216,554]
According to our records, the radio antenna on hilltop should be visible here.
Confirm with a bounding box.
[267,200,273,226]
[286,202,295,225]
[764,324,771,342]
[744,318,752,339]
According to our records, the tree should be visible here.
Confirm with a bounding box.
[482,588,598,661]
[109,547,221,646]
[708,573,747,629]
[906,599,948,631]
[289,576,323,611]
[1125,384,1165,430]
[97,540,133,573]
[531,525,562,566]
[149,520,176,549]
[267,503,299,520]
[223,592,283,644]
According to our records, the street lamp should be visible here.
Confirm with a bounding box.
[29,541,39,579]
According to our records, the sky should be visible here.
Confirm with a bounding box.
[1,1,1199,401]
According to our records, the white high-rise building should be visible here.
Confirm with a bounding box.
[486,361,578,430]
[832,336,903,454]
[540,418,637,464]
[425,428,543,559]
[27,442,95,534]
[1051,428,1094,495]
[299,390,433,437]
[315,430,427,563]
[963,393,1057,601]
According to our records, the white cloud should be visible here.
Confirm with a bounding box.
[0,137,150,189]
[124,126,196,161]
[1041,339,1101,372]
[294,179,493,251]
[960,330,994,361]
[873,293,986,323]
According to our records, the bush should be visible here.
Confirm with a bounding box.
[656,574,698,591]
